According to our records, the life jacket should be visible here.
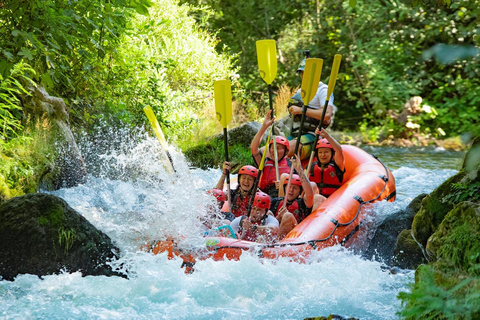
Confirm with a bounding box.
[227,188,253,218]
[258,157,291,195]
[271,197,311,223]
[237,215,266,242]
[309,161,345,197]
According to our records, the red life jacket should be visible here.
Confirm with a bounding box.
[309,161,345,197]
[271,197,311,223]
[258,158,291,192]
[228,189,252,217]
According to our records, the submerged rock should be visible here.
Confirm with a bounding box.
[0,193,122,281]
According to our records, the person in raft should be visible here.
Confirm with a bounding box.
[270,155,315,239]
[250,110,291,198]
[215,162,259,218]
[204,188,235,226]
[230,191,279,243]
[286,57,337,161]
[308,127,345,199]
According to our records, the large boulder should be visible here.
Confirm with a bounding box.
[0,193,122,281]
[363,193,426,265]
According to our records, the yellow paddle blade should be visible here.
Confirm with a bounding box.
[214,80,232,128]
[300,58,323,105]
[327,54,342,97]
[143,105,168,150]
[256,39,277,85]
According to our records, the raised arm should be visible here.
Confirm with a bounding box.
[318,128,344,171]
[293,155,314,208]
[215,161,231,190]
[250,110,274,166]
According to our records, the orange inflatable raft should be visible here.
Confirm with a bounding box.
[150,145,396,268]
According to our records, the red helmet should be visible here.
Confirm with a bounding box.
[252,191,271,209]
[316,138,333,150]
[270,136,290,152]
[284,174,302,187]
[207,188,226,202]
[238,165,258,178]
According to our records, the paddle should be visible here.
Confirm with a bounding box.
[256,39,280,181]
[283,58,323,209]
[143,105,176,173]
[306,54,342,174]
[214,79,233,212]
[246,126,273,217]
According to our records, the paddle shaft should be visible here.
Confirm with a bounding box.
[222,127,232,212]
[282,102,308,210]
[268,84,280,181]
[247,126,273,216]
[306,98,330,174]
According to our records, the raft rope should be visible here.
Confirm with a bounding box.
[208,153,394,253]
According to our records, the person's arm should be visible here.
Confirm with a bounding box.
[256,213,279,237]
[288,104,333,124]
[317,128,345,171]
[293,155,314,208]
[250,110,274,166]
[215,161,231,190]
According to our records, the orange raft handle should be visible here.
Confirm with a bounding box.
[207,152,395,252]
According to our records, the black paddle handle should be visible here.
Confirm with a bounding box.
[294,103,308,156]
[223,128,230,185]
[311,98,331,150]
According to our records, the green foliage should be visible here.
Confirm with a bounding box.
[0,61,35,138]
[184,140,253,171]
[0,125,53,200]
[58,227,75,253]
[0,0,150,97]
[398,264,480,319]
[182,0,480,139]
[445,181,480,204]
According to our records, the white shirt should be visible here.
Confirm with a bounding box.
[230,214,279,235]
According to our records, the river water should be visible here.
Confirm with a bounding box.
[0,129,464,320]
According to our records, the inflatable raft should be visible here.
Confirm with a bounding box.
[150,145,396,268]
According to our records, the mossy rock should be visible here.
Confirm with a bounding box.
[0,193,122,281]
[363,193,427,265]
[411,170,467,247]
[399,263,480,319]
[392,229,426,269]
[426,201,480,275]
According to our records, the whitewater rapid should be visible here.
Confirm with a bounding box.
[0,129,462,319]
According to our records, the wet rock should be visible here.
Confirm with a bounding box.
[0,193,122,281]
[411,171,466,248]
[363,193,427,265]
[392,229,427,269]
[226,121,262,146]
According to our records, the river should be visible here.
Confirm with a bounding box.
[0,130,464,320]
